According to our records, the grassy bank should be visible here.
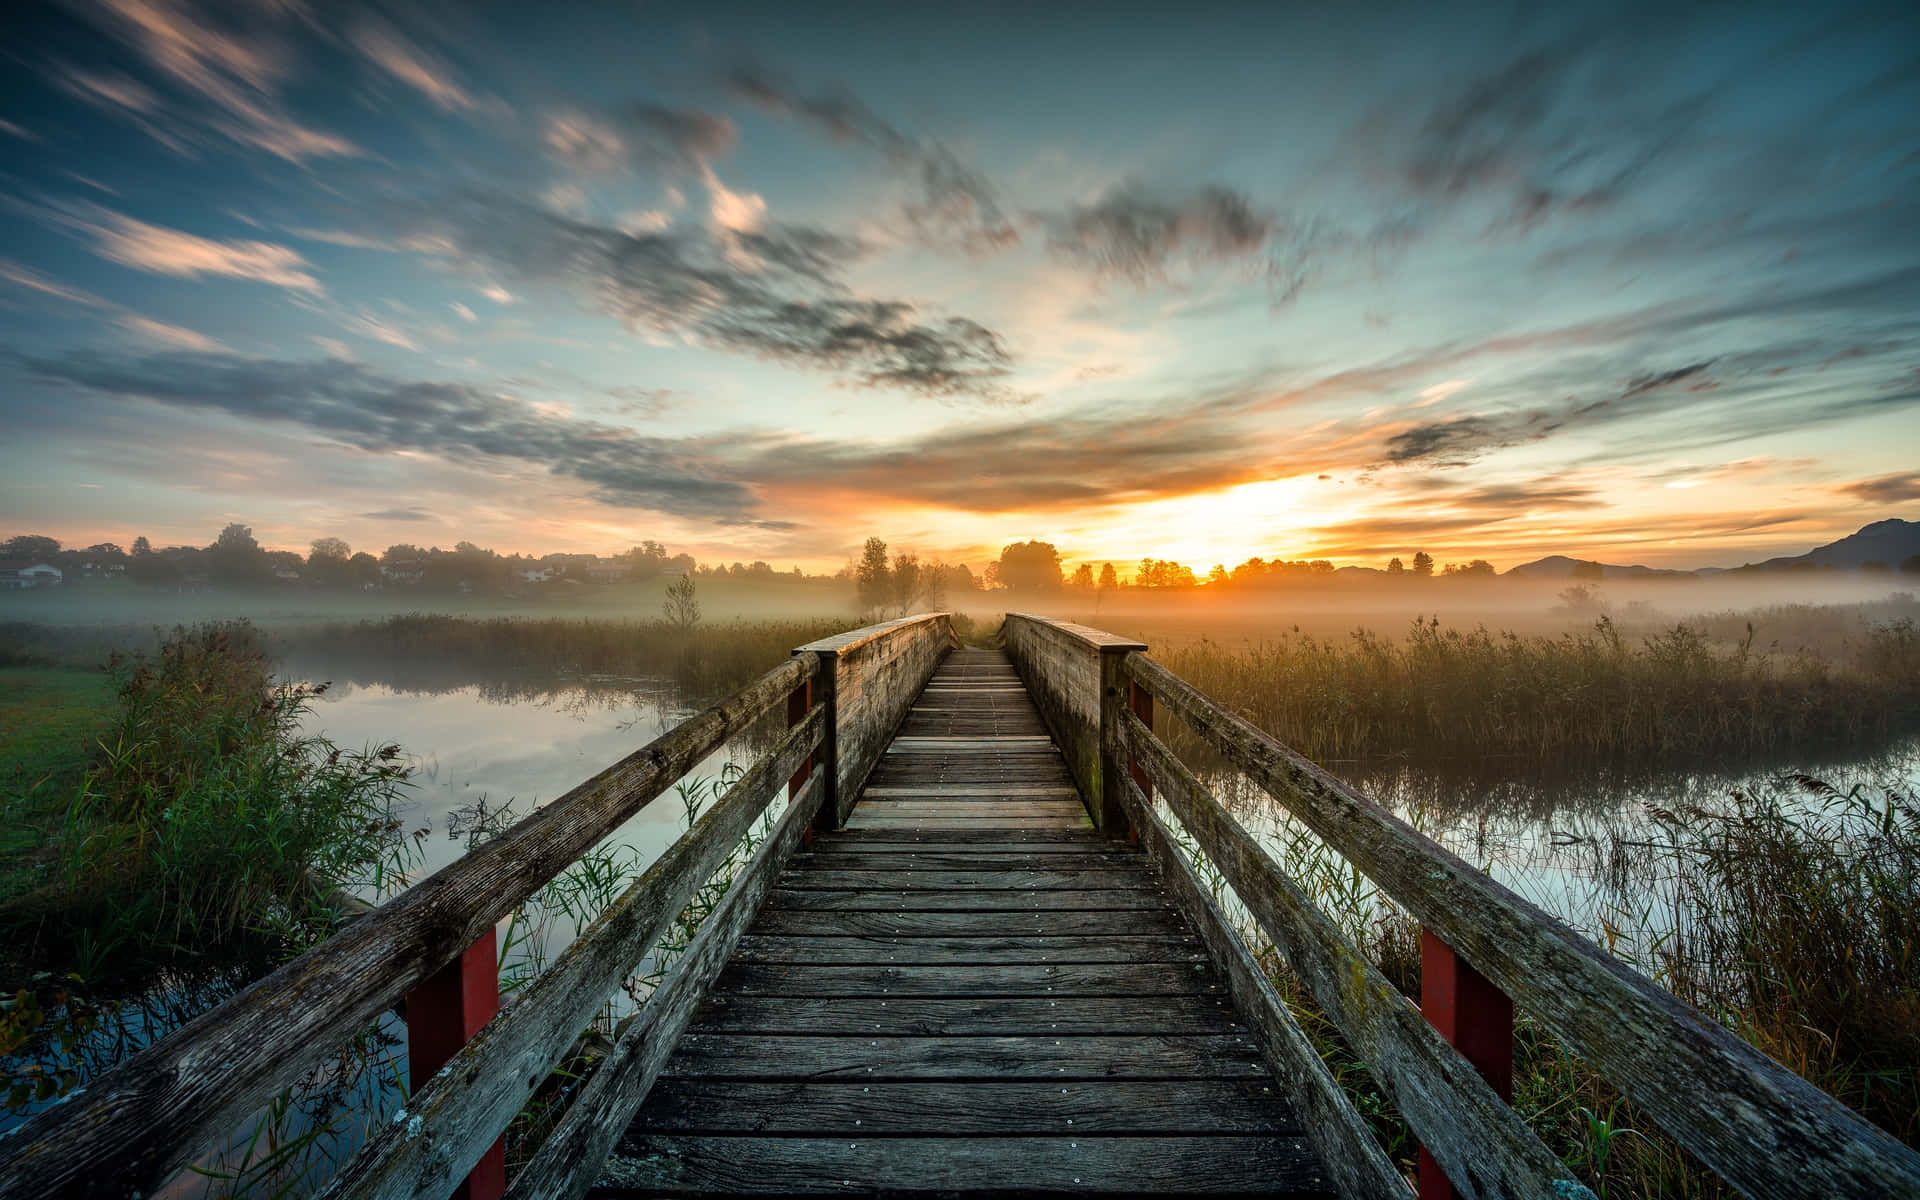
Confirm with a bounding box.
[1157,615,1920,769]
[0,624,412,991]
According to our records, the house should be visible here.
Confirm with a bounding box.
[273,565,301,581]
[517,566,554,583]
[0,561,63,590]
[584,561,632,584]
[381,560,425,585]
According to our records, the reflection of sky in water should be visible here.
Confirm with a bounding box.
[1203,741,1920,967]
[301,681,750,887]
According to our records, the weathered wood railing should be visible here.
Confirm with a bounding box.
[1002,612,1920,1200]
[0,614,956,1200]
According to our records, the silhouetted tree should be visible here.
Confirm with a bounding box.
[663,573,701,634]
[1411,551,1434,577]
[1901,554,1920,575]
[856,537,892,613]
[891,551,922,615]
[1386,556,1405,576]
[209,523,269,585]
[1069,563,1094,589]
[998,541,1064,592]
[3,535,60,559]
[1097,562,1118,591]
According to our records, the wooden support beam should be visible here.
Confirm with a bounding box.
[1418,929,1514,1200]
[405,932,505,1200]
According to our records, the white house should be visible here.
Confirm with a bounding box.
[0,561,63,590]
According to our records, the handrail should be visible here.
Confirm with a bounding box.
[998,612,1920,1199]
[317,704,826,1200]
[1118,710,1585,1199]
[0,653,815,1198]
[1122,648,1920,1197]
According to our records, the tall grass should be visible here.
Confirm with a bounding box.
[0,623,415,989]
[1206,773,1920,1195]
[1158,616,1920,769]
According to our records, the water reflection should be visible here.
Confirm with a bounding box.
[1200,739,1920,939]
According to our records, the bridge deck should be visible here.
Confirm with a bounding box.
[594,647,1335,1196]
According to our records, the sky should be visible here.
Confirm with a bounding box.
[1,0,1917,574]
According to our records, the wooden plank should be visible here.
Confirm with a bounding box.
[775,868,1153,891]
[1127,652,1920,1198]
[318,707,826,1200]
[595,1134,1334,1195]
[633,1079,1300,1134]
[843,816,1092,831]
[841,802,1090,820]
[1117,777,1407,1200]
[690,995,1245,1036]
[1124,715,1581,1200]
[748,908,1187,938]
[861,785,1078,796]
[0,652,817,1200]
[805,840,1124,857]
[788,851,1142,871]
[733,934,1203,964]
[503,773,827,1200]
[712,962,1223,997]
[764,888,1162,912]
[826,827,1096,844]
[662,1033,1268,1079]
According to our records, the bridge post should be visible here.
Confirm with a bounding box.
[1095,649,1142,837]
[1417,928,1514,1200]
[787,675,816,839]
[405,931,505,1200]
[792,650,839,832]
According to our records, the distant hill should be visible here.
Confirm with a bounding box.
[1502,555,1692,580]
[1741,518,1920,571]
[1503,518,1920,578]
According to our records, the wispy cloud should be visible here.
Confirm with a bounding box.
[118,314,221,350]
[543,105,736,174]
[351,21,476,113]
[359,505,434,521]
[1043,184,1276,283]
[723,62,1016,251]
[22,348,771,522]
[66,207,323,292]
[73,0,357,162]
[412,193,1017,401]
[1837,470,1920,504]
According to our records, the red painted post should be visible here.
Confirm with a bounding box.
[787,677,814,845]
[405,930,505,1200]
[1126,681,1154,841]
[1418,928,1514,1200]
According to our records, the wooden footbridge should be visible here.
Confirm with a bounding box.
[5,615,1916,1198]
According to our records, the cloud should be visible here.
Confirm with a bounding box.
[542,106,736,174]
[1619,360,1714,399]
[69,0,357,162]
[1384,42,1696,229]
[118,314,220,350]
[1384,415,1519,466]
[351,22,475,112]
[73,208,322,292]
[359,505,434,521]
[1837,471,1920,504]
[21,349,768,522]
[1043,185,1275,282]
[413,193,1017,400]
[450,301,476,321]
[723,63,1015,251]
[0,258,111,308]
[0,119,37,141]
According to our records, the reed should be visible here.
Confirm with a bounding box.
[1157,615,1920,770]
[1232,773,1920,1195]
